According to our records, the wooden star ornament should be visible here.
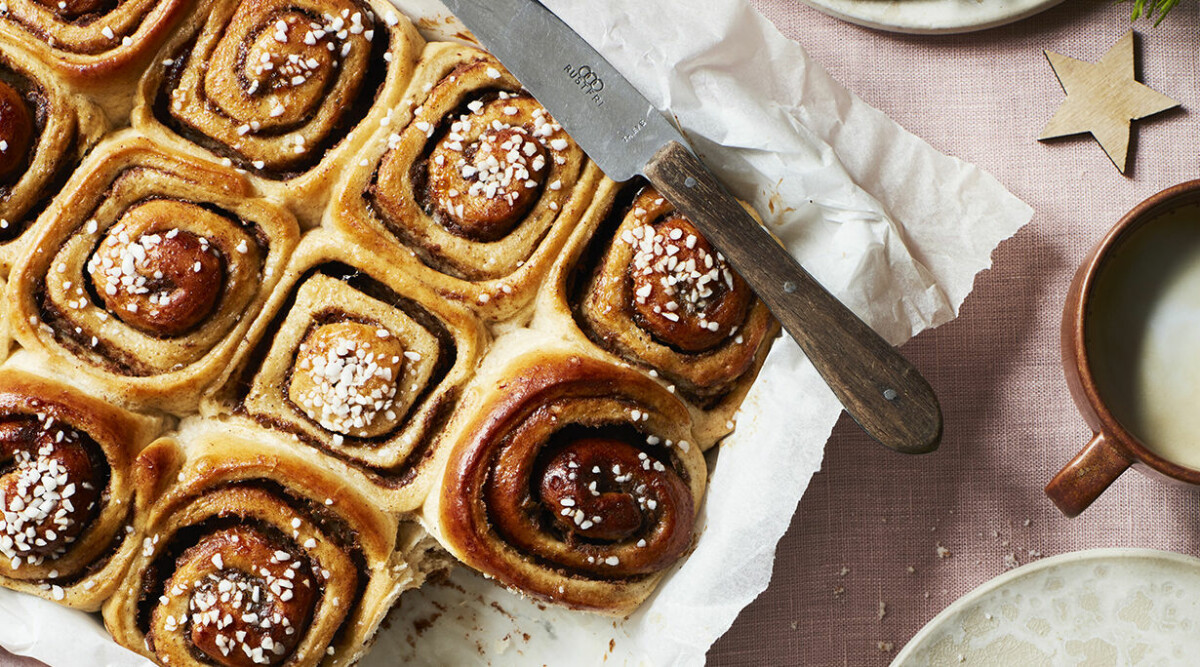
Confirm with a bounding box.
[1038,31,1178,174]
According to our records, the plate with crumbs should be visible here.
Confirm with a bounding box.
[893,549,1200,665]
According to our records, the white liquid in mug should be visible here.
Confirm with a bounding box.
[1088,204,1200,470]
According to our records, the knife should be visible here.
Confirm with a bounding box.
[441,0,942,454]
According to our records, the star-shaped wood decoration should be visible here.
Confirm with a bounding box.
[1038,31,1179,174]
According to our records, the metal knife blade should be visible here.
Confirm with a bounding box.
[441,0,942,454]
[440,0,680,182]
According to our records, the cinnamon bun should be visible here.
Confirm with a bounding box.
[5,132,300,412]
[0,361,161,610]
[204,227,484,512]
[330,42,602,321]
[134,0,423,226]
[103,419,435,666]
[425,337,705,614]
[537,179,778,445]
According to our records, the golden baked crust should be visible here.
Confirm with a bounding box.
[329,42,602,322]
[102,419,437,667]
[5,131,299,412]
[0,362,162,610]
[132,0,424,227]
[204,227,486,513]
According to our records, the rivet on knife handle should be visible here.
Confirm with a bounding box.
[644,141,942,454]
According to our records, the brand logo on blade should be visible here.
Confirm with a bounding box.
[564,64,604,107]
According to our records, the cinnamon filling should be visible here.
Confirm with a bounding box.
[0,80,33,181]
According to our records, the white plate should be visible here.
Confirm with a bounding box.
[799,0,1066,34]
[893,549,1200,666]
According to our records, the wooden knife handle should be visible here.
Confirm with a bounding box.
[644,141,942,454]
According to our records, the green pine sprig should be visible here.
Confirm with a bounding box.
[1125,0,1181,25]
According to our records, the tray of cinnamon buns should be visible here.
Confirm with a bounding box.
[0,0,779,663]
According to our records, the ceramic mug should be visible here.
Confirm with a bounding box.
[1047,180,1200,517]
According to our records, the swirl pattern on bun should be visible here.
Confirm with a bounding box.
[330,42,601,321]
[426,344,705,614]
[135,0,423,225]
[5,133,299,411]
[0,365,161,610]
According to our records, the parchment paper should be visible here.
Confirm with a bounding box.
[0,0,1032,665]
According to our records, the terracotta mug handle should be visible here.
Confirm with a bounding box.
[1045,433,1132,517]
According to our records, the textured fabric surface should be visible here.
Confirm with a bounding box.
[709,1,1200,664]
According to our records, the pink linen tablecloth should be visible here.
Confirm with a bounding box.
[710,0,1200,664]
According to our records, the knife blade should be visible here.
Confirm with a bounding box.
[442,0,942,454]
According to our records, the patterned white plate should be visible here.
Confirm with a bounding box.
[894,549,1200,665]
[799,0,1066,34]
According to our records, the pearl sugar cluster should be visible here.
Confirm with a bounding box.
[434,92,566,218]
[623,214,737,332]
[87,226,217,317]
[0,419,97,574]
[290,324,407,438]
